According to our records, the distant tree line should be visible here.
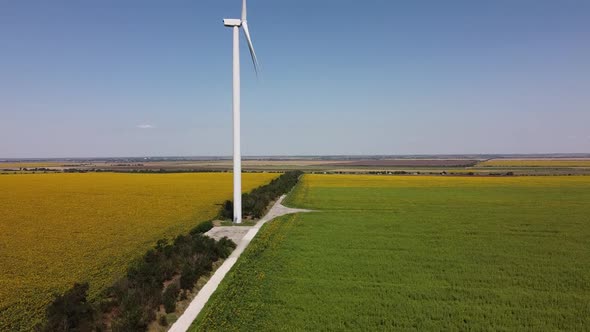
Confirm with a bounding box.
[219,170,304,220]
[60,168,279,174]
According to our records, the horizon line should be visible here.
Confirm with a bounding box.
[2,152,590,162]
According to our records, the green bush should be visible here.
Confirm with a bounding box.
[215,237,237,258]
[159,315,168,326]
[190,220,214,235]
[162,284,180,313]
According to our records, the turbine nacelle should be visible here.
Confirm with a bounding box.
[223,18,242,27]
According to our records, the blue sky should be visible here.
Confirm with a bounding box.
[0,0,589,158]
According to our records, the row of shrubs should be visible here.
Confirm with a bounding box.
[39,221,235,332]
[220,170,304,220]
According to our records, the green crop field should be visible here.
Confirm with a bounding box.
[193,175,590,331]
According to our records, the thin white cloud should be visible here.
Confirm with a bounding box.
[137,124,155,129]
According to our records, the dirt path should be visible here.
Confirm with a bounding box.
[168,195,311,332]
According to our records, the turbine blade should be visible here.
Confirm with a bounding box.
[242,0,247,21]
[242,21,260,76]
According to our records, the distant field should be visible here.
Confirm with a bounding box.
[0,162,67,169]
[0,172,278,332]
[328,159,479,167]
[194,174,590,331]
[5,158,590,174]
[478,159,590,167]
[0,158,481,172]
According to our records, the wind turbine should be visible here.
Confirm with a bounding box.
[223,0,260,224]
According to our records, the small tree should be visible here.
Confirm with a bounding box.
[42,282,96,332]
[162,284,180,313]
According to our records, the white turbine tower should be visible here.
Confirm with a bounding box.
[224,0,260,224]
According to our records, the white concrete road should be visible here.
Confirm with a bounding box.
[168,195,311,332]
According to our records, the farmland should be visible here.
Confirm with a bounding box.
[193,174,590,330]
[0,172,278,332]
[478,159,590,168]
[0,162,67,169]
[4,156,590,176]
[326,159,479,167]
